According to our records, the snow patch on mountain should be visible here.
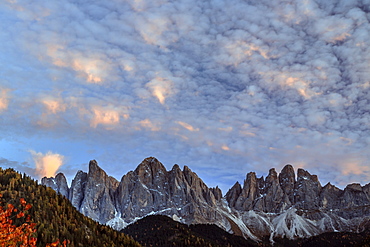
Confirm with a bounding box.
[272,207,319,239]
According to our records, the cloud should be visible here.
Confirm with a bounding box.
[41,97,66,114]
[176,121,199,132]
[341,160,370,176]
[90,106,124,129]
[139,119,161,131]
[30,150,64,178]
[0,88,10,112]
[146,76,175,105]
[45,43,115,84]
[313,15,353,44]
[0,0,370,192]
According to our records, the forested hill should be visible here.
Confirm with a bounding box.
[0,167,141,247]
[122,214,256,247]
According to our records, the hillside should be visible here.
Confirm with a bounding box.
[0,167,141,247]
[122,215,257,247]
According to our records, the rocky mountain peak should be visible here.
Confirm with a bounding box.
[134,157,167,187]
[267,168,278,179]
[41,177,57,190]
[296,168,318,182]
[211,186,222,201]
[264,168,285,212]
[113,157,224,225]
[69,170,87,210]
[279,164,295,182]
[55,173,69,198]
[135,157,166,173]
[279,164,295,204]
[345,183,362,191]
[246,171,257,181]
[41,172,69,198]
[171,164,181,172]
[322,182,336,190]
[74,160,119,223]
[88,159,105,176]
[341,183,370,209]
[265,168,279,188]
[233,172,259,211]
[294,168,321,209]
[182,165,200,186]
[225,181,242,208]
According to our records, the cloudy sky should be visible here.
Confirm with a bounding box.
[0,0,369,193]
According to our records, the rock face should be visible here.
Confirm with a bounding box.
[227,164,370,215]
[79,160,119,223]
[115,158,223,225]
[42,158,370,242]
[41,173,69,198]
[68,170,87,210]
[223,164,370,240]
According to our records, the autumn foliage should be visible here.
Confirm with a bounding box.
[0,195,67,247]
[0,195,36,246]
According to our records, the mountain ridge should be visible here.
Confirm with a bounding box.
[42,157,370,243]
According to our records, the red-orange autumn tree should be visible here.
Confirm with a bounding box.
[0,196,36,246]
[0,195,67,247]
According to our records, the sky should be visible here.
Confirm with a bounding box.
[0,0,369,193]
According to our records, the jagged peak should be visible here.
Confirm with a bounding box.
[143,156,160,164]
[297,168,309,177]
[297,168,312,180]
[88,160,103,174]
[182,165,199,178]
[323,182,340,191]
[297,168,320,184]
[281,164,294,172]
[183,165,203,186]
[211,186,222,201]
[183,165,191,172]
[267,168,278,178]
[280,164,295,178]
[87,160,117,186]
[279,164,295,194]
[41,176,55,185]
[226,185,240,208]
[75,170,87,176]
[245,171,257,180]
[172,164,180,171]
[345,183,362,191]
[135,157,167,175]
[230,181,242,191]
[324,182,332,187]
[265,168,279,186]
[170,164,182,176]
[233,181,241,188]
[55,172,67,180]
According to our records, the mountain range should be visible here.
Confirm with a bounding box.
[41,157,370,243]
